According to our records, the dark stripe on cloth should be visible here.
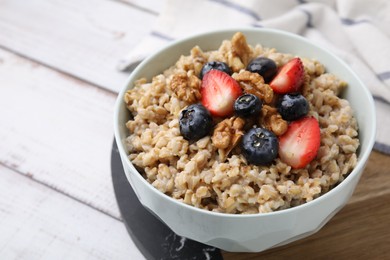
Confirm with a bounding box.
[150,31,175,41]
[251,23,264,28]
[373,95,390,106]
[341,18,370,26]
[300,9,314,28]
[209,0,261,20]
[377,71,390,81]
[374,141,390,155]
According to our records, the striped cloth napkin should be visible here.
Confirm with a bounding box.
[118,0,390,154]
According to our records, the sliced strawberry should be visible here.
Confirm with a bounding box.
[278,117,321,169]
[270,57,305,94]
[201,70,243,117]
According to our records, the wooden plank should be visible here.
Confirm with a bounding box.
[223,194,390,259]
[349,150,390,204]
[0,165,143,259]
[0,48,120,218]
[0,0,157,93]
[223,150,390,259]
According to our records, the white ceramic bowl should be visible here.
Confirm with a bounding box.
[114,28,376,252]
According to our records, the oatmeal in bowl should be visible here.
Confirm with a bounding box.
[124,32,359,214]
[114,29,375,252]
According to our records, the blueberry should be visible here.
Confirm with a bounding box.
[179,104,213,141]
[234,94,262,118]
[199,61,232,79]
[246,57,277,82]
[241,127,278,165]
[277,93,309,121]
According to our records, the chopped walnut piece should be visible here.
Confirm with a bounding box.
[169,71,201,103]
[231,32,252,68]
[212,117,245,161]
[175,46,208,75]
[260,105,288,136]
[232,71,274,104]
[218,32,253,72]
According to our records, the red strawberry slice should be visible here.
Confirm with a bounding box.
[278,117,321,169]
[201,70,243,117]
[270,57,305,94]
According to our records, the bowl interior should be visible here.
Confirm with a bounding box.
[114,28,376,217]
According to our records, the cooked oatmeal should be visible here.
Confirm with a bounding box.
[124,32,359,214]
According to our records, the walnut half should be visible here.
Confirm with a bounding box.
[212,117,245,161]
[169,71,201,103]
[260,105,288,136]
[232,71,274,104]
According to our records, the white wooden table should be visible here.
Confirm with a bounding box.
[2,1,390,259]
[0,0,161,258]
